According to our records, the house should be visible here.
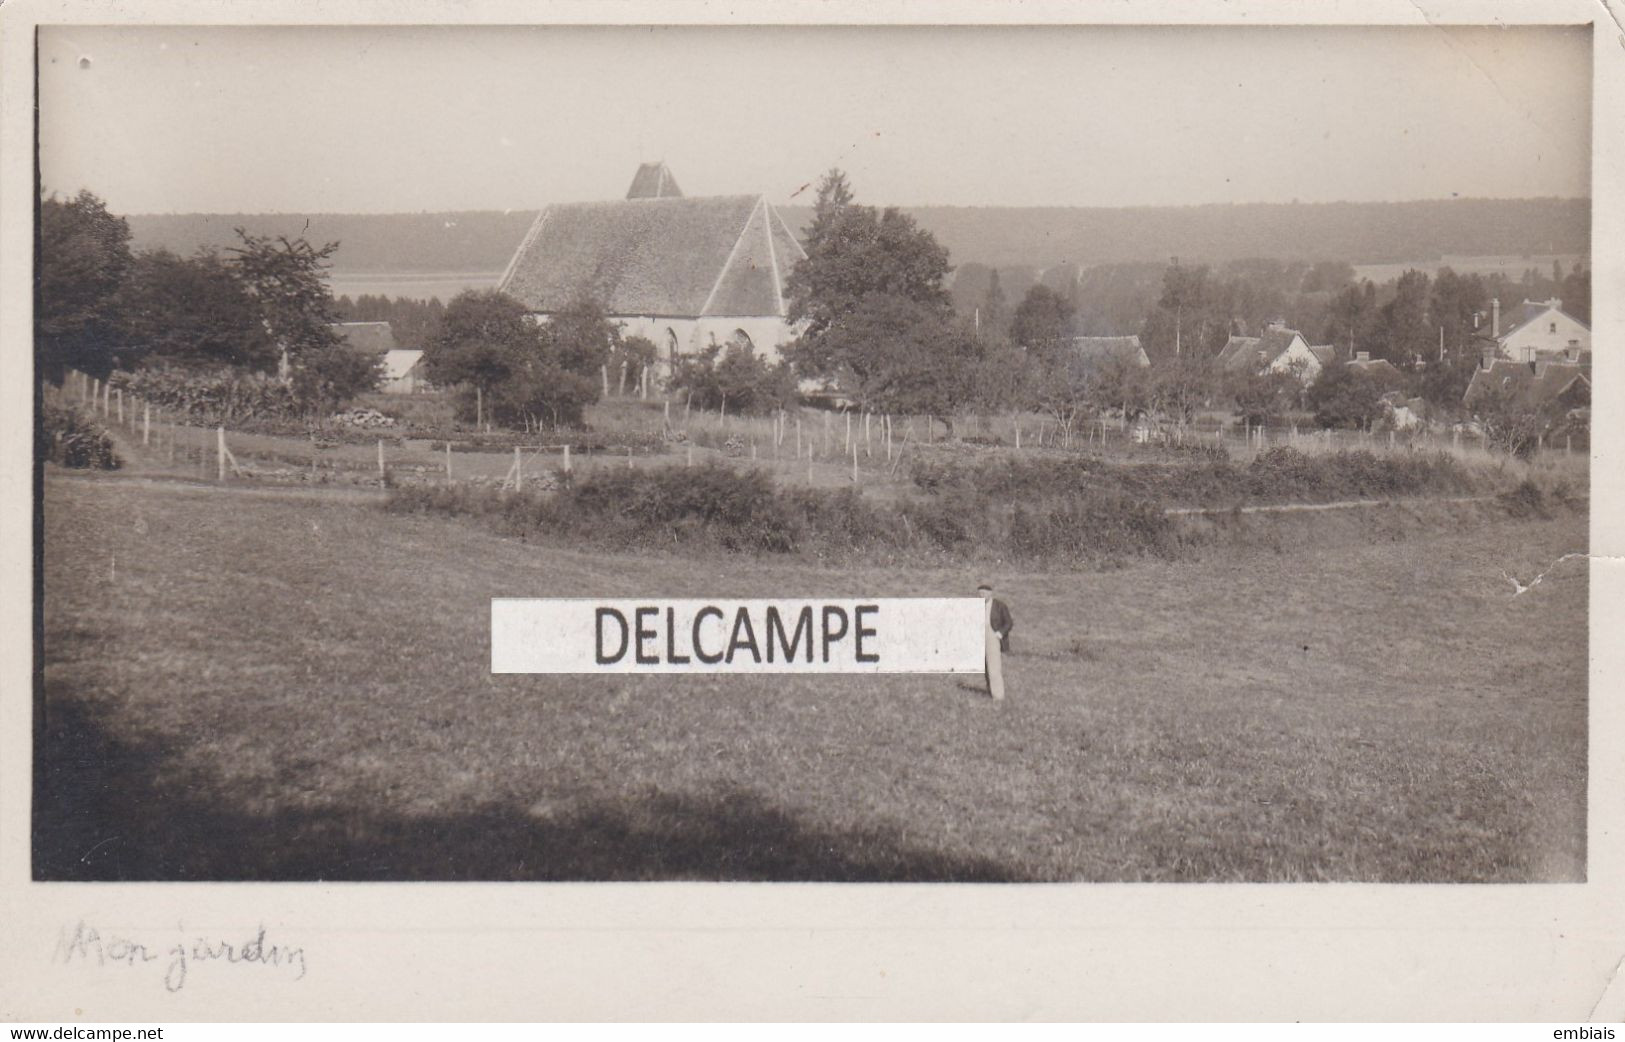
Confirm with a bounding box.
[497,162,807,375]
[1068,335,1149,373]
[1346,351,1405,384]
[380,349,430,394]
[1464,358,1591,413]
[1471,297,1591,364]
[1216,324,1325,383]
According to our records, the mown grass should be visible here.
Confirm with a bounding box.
[37,473,1587,881]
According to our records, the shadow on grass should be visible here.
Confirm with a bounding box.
[35,697,1027,882]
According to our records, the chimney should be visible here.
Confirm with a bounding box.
[1550,297,1562,312]
[1355,351,1370,363]
[1491,298,1500,338]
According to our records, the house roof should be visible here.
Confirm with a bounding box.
[1347,356,1403,379]
[332,321,397,355]
[626,162,683,200]
[381,349,424,381]
[498,193,807,318]
[1069,335,1149,368]
[1217,327,1308,372]
[1464,359,1591,409]
[1308,344,1337,367]
[1493,298,1591,343]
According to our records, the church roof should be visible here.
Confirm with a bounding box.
[626,161,683,200]
[499,194,807,319]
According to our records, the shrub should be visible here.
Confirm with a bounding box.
[39,401,120,469]
[110,366,301,424]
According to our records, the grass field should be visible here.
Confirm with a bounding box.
[37,469,1587,882]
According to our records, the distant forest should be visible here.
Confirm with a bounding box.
[125,196,1588,275]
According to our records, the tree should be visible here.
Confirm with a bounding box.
[784,172,953,349]
[1009,284,1074,353]
[1322,279,1379,359]
[423,290,610,429]
[225,229,378,407]
[669,337,797,415]
[116,250,277,372]
[799,293,981,421]
[1307,363,1384,430]
[978,268,1008,338]
[1230,368,1302,427]
[1471,379,1548,458]
[36,190,134,382]
[422,289,530,417]
[1028,342,1100,439]
[1374,269,1431,370]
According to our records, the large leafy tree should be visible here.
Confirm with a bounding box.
[116,250,277,372]
[1307,363,1384,430]
[226,230,378,407]
[670,337,797,415]
[802,293,980,421]
[1009,284,1074,352]
[784,170,953,348]
[1374,268,1432,370]
[424,290,611,429]
[36,190,134,382]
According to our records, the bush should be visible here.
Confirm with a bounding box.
[39,402,120,469]
[110,366,301,424]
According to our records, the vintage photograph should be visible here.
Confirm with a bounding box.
[33,22,1592,884]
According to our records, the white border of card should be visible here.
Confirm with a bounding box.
[2,0,1622,1023]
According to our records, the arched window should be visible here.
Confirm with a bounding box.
[727,329,755,353]
[665,328,679,369]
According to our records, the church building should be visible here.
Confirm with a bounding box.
[497,163,807,375]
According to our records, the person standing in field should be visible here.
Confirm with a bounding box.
[978,582,1014,700]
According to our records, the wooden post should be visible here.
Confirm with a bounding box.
[628,446,634,470]
[751,441,757,460]
[664,399,671,427]
[601,365,610,398]
[640,365,649,400]
[476,385,483,429]
[795,415,802,457]
[684,395,691,422]
[378,439,387,482]
[864,412,872,457]
[116,389,124,425]
[446,440,453,479]
[217,426,227,482]
[1566,435,1572,455]
[807,443,814,484]
[845,411,852,453]
[885,415,893,463]
[823,411,830,454]
[514,445,523,491]
[1015,423,1021,450]
[617,361,627,396]
[562,444,571,474]
[142,402,150,446]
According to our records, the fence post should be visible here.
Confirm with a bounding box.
[795,415,802,458]
[823,411,830,454]
[845,411,851,453]
[601,365,610,398]
[142,402,151,446]
[664,400,671,428]
[446,440,453,479]
[562,443,571,474]
[1015,422,1021,449]
[1566,435,1572,455]
[807,443,814,484]
[864,412,872,457]
[627,446,634,470]
[217,426,227,482]
[379,439,388,483]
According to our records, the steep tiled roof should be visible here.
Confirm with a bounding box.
[1216,335,1261,370]
[499,194,807,318]
[332,321,397,355]
[1347,356,1403,380]
[1217,327,1305,372]
[1464,359,1590,409]
[1495,298,1591,343]
[626,162,683,200]
[1069,335,1149,368]
[1308,344,1337,367]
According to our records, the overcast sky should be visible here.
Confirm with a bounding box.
[37,24,1592,214]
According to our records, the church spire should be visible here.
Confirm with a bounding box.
[626,161,683,200]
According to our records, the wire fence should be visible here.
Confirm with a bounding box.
[51,369,1587,496]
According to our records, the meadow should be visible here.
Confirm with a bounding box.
[37,462,1587,882]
